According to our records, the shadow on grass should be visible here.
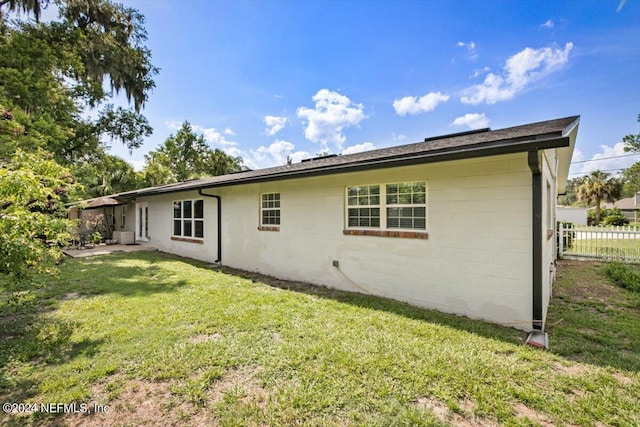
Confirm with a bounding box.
[214,266,526,347]
[0,251,191,410]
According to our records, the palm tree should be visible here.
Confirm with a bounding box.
[576,171,622,225]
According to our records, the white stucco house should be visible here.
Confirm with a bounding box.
[86,116,579,332]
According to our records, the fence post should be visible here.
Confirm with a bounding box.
[558,222,564,258]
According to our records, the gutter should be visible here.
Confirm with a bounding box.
[198,189,222,263]
[527,150,543,331]
[126,135,572,199]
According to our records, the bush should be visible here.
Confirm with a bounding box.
[604,262,640,292]
[602,208,630,226]
[588,207,630,226]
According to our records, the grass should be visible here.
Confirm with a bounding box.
[0,252,639,426]
[564,238,640,261]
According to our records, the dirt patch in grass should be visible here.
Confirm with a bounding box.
[188,332,223,344]
[514,403,557,426]
[59,368,267,426]
[554,260,619,302]
[414,396,498,427]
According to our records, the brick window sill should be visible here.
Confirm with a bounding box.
[258,226,280,232]
[343,229,428,239]
[171,236,204,244]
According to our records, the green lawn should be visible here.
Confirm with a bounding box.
[564,238,640,262]
[1,252,639,426]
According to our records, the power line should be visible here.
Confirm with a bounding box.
[571,153,640,164]
[569,168,626,175]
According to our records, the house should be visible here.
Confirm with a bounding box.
[90,116,579,332]
[556,206,588,225]
[604,192,640,223]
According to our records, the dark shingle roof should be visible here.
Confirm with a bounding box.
[116,116,579,199]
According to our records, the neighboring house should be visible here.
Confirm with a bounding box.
[84,116,579,332]
[557,206,588,225]
[604,192,640,223]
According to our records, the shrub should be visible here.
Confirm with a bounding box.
[602,208,630,226]
[604,262,640,292]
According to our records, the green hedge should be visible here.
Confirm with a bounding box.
[604,262,640,292]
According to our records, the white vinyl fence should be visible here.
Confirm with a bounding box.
[558,223,640,263]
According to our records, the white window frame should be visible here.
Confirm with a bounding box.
[172,199,204,240]
[345,181,427,231]
[260,193,281,226]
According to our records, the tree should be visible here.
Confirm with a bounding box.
[144,122,243,183]
[558,177,582,206]
[576,171,622,225]
[72,153,140,198]
[621,162,640,197]
[0,0,157,169]
[0,149,80,288]
[623,114,640,153]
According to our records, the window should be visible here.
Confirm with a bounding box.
[386,182,426,230]
[261,193,280,226]
[347,185,380,227]
[346,181,427,231]
[173,199,204,239]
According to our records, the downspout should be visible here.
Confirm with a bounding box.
[198,189,222,263]
[527,151,543,331]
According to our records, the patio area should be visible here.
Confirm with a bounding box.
[63,243,158,258]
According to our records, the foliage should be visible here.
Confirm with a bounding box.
[557,177,582,206]
[0,149,80,288]
[143,121,243,183]
[604,262,640,292]
[0,0,157,193]
[602,207,630,226]
[72,152,140,198]
[621,161,640,197]
[576,171,622,225]
[622,113,640,153]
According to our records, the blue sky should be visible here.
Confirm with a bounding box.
[106,0,640,177]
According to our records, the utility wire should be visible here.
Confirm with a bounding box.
[571,153,640,164]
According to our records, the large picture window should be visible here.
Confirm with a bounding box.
[346,181,426,231]
[261,193,280,226]
[173,199,204,239]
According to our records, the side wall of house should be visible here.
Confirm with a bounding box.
[541,148,559,326]
[222,153,533,329]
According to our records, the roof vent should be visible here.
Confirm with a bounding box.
[301,154,339,163]
[424,127,490,143]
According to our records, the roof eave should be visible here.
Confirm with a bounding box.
[132,135,571,197]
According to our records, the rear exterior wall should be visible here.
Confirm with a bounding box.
[141,152,535,329]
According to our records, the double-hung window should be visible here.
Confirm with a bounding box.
[346,181,427,231]
[261,193,280,226]
[173,199,204,239]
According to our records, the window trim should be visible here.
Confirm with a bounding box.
[259,192,281,230]
[345,181,427,236]
[172,198,204,241]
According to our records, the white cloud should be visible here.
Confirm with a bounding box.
[251,140,310,168]
[541,19,554,29]
[128,159,145,172]
[296,89,367,150]
[461,42,574,104]
[451,113,490,130]
[569,142,640,177]
[393,133,406,142]
[457,41,478,59]
[471,66,490,79]
[264,115,288,136]
[224,127,235,136]
[341,142,376,155]
[393,92,449,116]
